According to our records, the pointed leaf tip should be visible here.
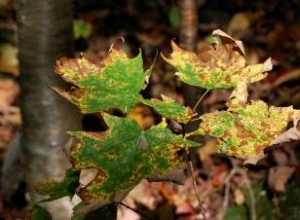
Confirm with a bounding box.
[262,58,273,72]
[55,48,150,113]
[163,32,270,89]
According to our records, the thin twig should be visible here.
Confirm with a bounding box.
[223,168,237,210]
[119,202,152,220]
[186,147,206,220]
[190,117,201,122]
[193,89,209,112]
[223,157,257,220]
[239,169,257,220]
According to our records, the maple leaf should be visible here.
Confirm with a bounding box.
[195,100,300,157]
[141,95,195,123]
[35,168,80,201]
[55,48,150,113]
[162,30,272,89]
[68,114,197,203]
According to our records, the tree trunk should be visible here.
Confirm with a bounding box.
[178,0,199,107]
[15,0,81,218]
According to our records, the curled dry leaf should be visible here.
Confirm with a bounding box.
[80,168,99,187]
[212,29,245,55]
[270,119,300,145]
[162,30,272,90]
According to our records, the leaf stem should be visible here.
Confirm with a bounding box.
[119,202,151,220]
[182,123,205,219]
[193,89,209,112]
[186,147,206,219]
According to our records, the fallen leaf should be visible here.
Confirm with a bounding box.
[268,166,295,192]
[198,138,218,162]
[227,12,263,39]
[127,105,154,129]
[0,43,18,66]
[234,189,245,206]
[0,79,19,113]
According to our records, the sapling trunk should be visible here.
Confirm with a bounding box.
[15,0,81,218]
[178,0,200,107]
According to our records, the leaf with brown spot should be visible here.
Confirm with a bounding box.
[141,94,195,123]
[55,47,151,113]
[68,114,197,203]
[193,100,300,158]
[35,168,80,201]
[162,30,272,89]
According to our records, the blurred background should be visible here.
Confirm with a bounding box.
[1,0,300,219]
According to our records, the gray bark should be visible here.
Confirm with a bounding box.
[15,0,81,218]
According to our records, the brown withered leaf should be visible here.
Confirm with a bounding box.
[268,166,295,192]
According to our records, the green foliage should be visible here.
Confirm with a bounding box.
[72,203,117,220]
[55,49,150,113]
[195,100,300,157]
[35,168,80,201]
[68,114,196,203]
[29,205,52,220]
[36,29,300,217]
[223,206,248,220]
[141,95,195,123]
[224,183,275,220]
[162,38,271,90]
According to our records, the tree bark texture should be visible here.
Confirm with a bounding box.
[178,0,200,107]
[179,0,198,51]
[15,0,81,218]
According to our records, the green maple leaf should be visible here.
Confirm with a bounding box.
[55,48,150,113]
[29,205,52,220]
[69,114,197,203]
[162,31,272,89]
[35,168,80,201]
[196,100,300,157]
[142,95,195,123]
